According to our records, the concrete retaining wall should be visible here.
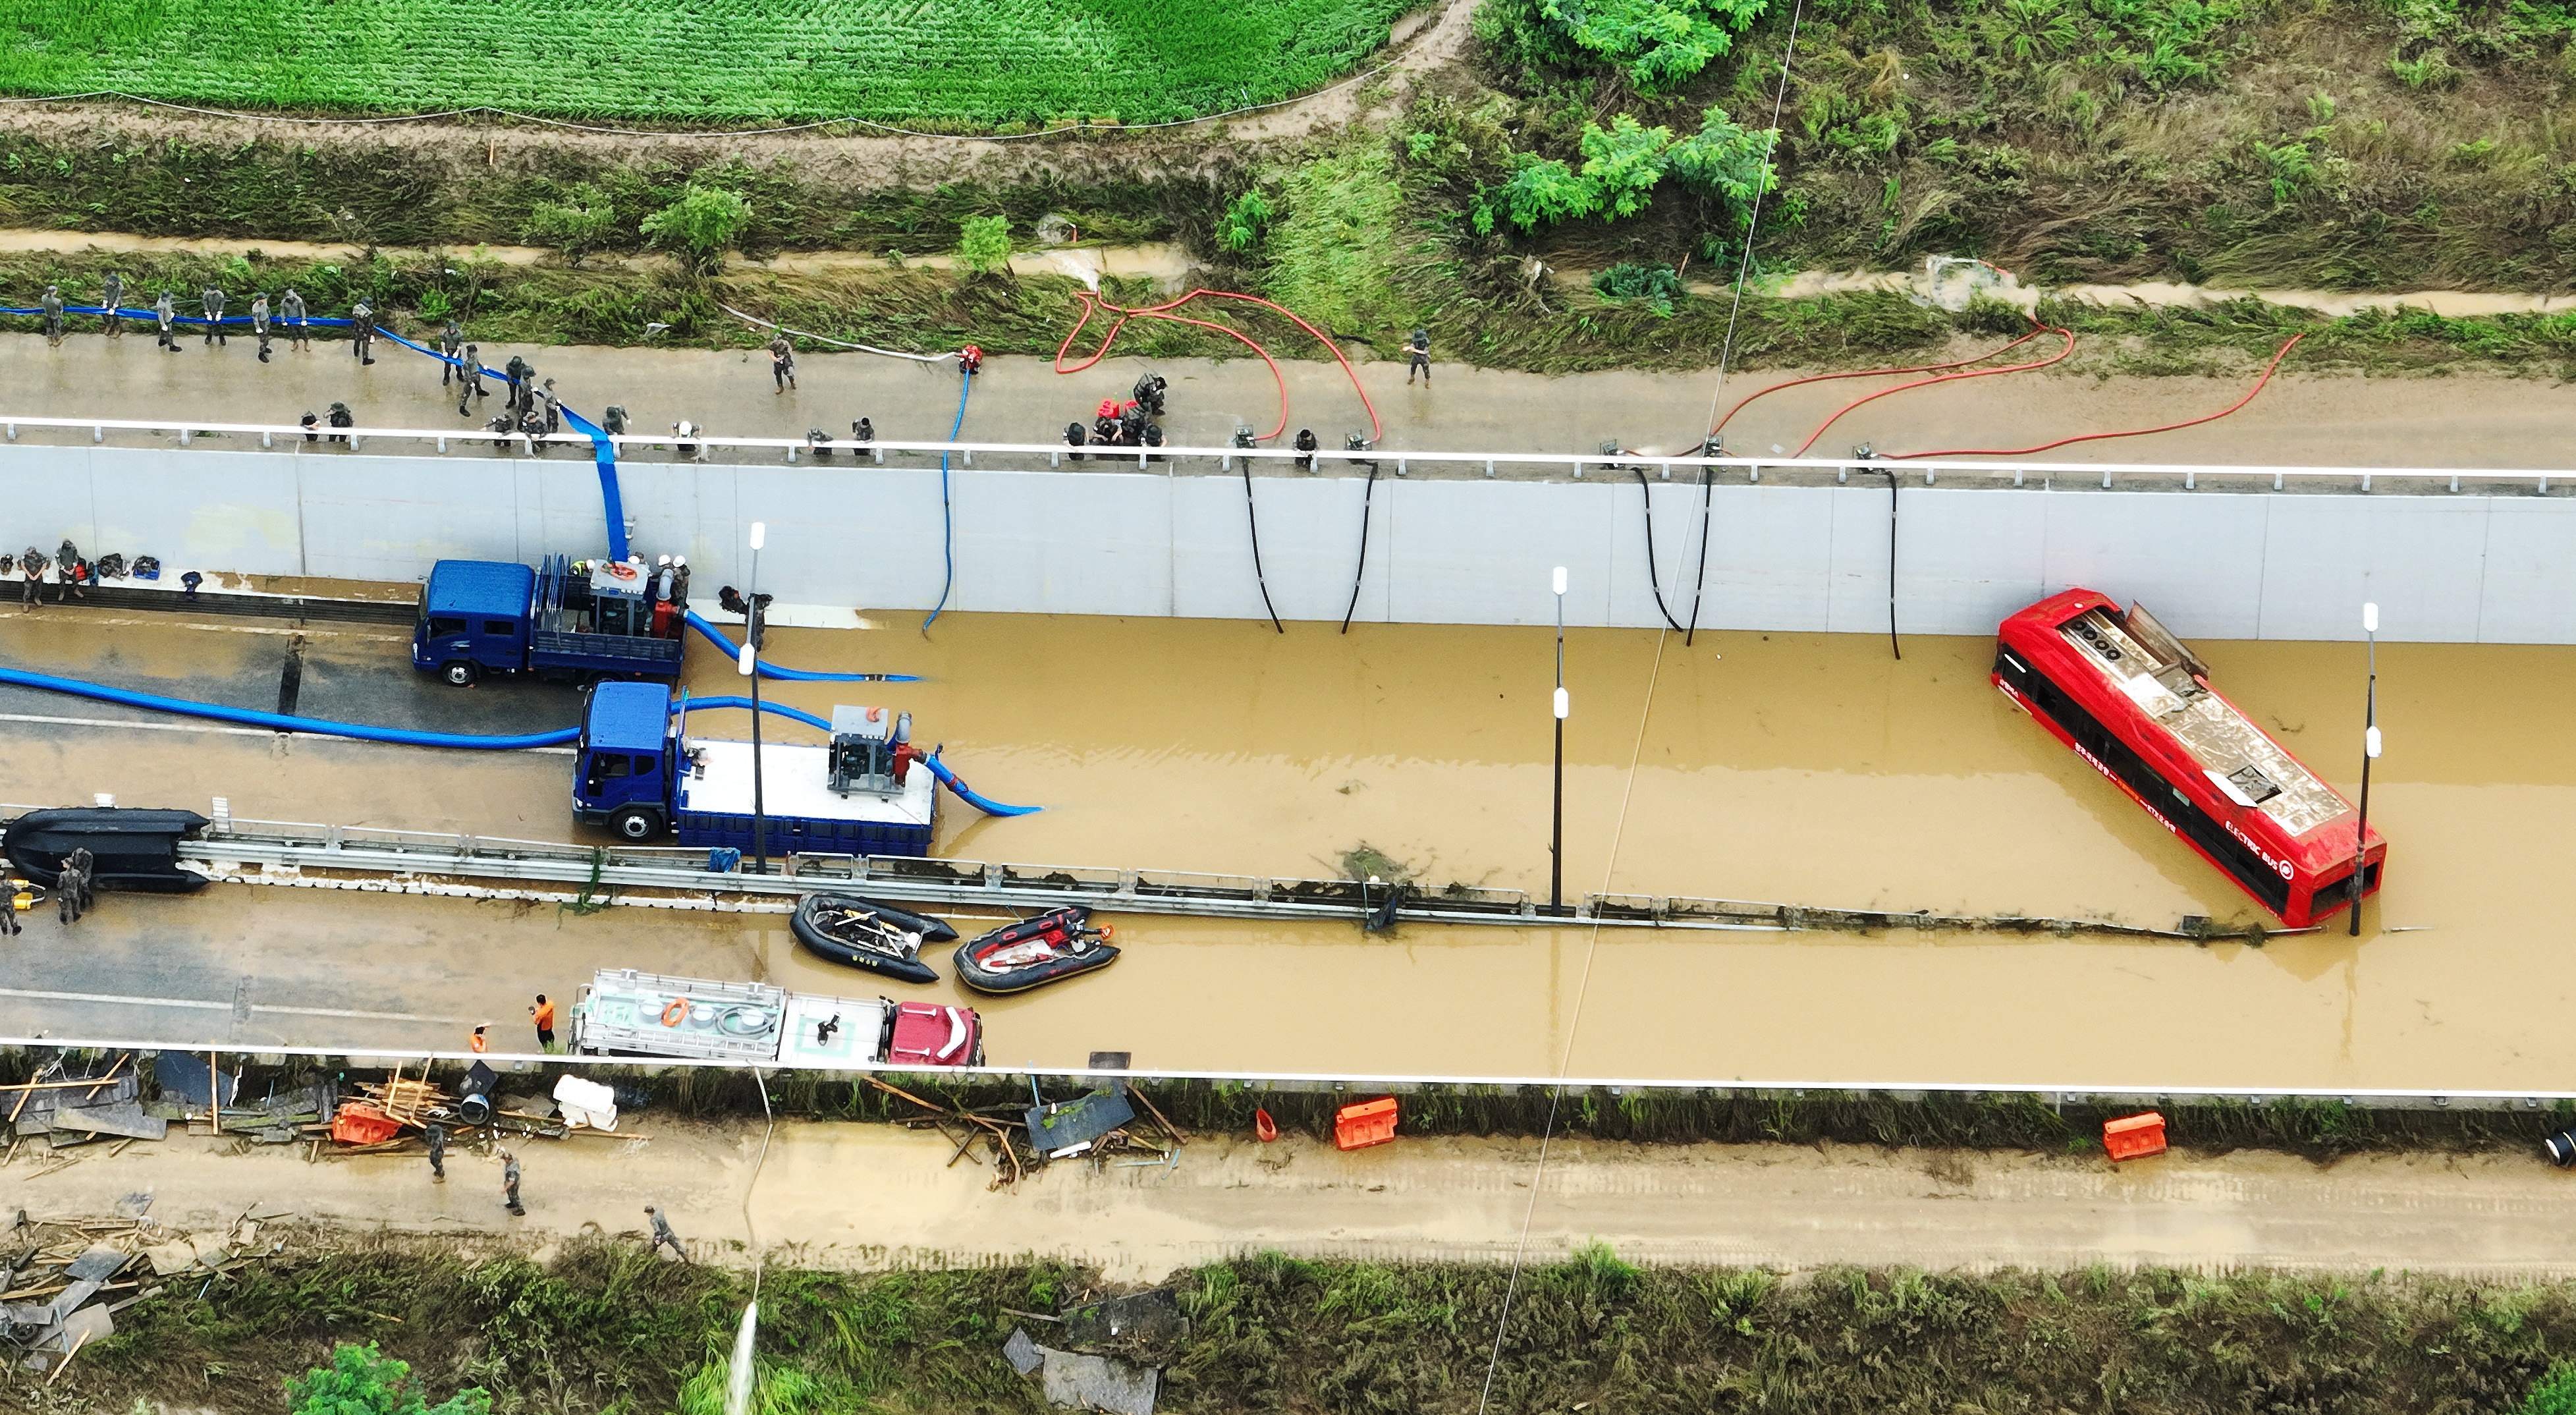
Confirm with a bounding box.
[8,443,2574,643]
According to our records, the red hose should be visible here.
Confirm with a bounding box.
[1055,288,1383,443]
[1791,324,2076,458]
[1884,333,2308,460]
[1711,327,2049,436]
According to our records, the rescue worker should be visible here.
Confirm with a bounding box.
[601,404,629,437]
[503,356,533,418]
[55,850,87,925]
[300,410,321,443]
[0,879,19,936]
[200,285,226,346]
[425,1122,447,1182]
[18,547,44,606]
[456,344,486,416]
[55,540,86,602]
[530,993,556,1051]
[349,299,375,364]
[1295,428,1319,472]
[1064,421,1087,462]
[281,287,309,350]
[501,1149,524,1216]
[537,377,562,435]
[767,333,796,393]
[40,285,63,347]
[326,401,354,444]
[98,271,123,337]
[437,318,464,385]
[250,292,272,362]
[1406,327,1431,384]
[672,419,703,461]
[670,555,690,605]
[1117,399,1147,445]
[852,417,873,443]
[645,1206,687,1262]
[153,290,180,352]
[1132,370,1166,417]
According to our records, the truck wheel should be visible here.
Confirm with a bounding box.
[609,807,661,842]
[441,659,480,687]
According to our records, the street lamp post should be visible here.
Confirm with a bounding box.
[741,521,769,877]
[2350,601,2380,937]
[1550,565,1568,918]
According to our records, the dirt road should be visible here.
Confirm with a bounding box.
[22,1121,2576,1282]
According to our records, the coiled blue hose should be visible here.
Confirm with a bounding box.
[682,611,921,683]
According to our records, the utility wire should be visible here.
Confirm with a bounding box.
[1474,628,1672,1415]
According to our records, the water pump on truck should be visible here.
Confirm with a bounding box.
[573,681,937,852]
[414,554,685,687]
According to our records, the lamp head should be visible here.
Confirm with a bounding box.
[2362,602,2378,634]
[748,521,767,551]
[1552,566,1568,597]
[1553,687,1570,720]
[736,644,757,677]
[2365,725,2382,759]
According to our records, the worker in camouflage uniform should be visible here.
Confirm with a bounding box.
[251,292,272,362]
[153,291,180,352]
[98,271,124,337]
[40,285,63,347]
[349,299,376,364]
[200,285,226,346]
[281,288,309,350]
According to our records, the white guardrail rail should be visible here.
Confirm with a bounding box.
[3,412,2570,491]
[149,812,2231,941]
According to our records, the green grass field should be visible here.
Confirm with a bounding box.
[0,0,1415,125]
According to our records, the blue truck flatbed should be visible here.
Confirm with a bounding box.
[414,555,685,686]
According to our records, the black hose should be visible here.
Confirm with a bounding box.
[1882,468,1902,661]
[1242,460,1285,634]
[1634,468,1685,633]
[1340,460,1381,634]
[1684,464,1716,646]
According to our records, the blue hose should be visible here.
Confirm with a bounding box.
[682,611,922,683]
[921,364,973,632]
[0,662,580,750]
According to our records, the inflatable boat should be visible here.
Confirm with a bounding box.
[790,893,958,985]
[952,905,1120,995]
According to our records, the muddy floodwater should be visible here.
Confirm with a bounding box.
[1,607,2569,1089]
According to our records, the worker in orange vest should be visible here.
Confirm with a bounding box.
[469,1024,489,1053]
[531,993,557,1053]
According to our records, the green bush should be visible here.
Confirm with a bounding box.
[287,1344,489,1415]
[2527,1363,2576,1415]
[1217,190,1274,254]
[1535,0,1771,91]
[1593,262,1685,314]
[526,182,619,264]
[954,214,1013,274]
[1479,106,1778,233]
[640,186,752,275]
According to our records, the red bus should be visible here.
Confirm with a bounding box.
[1993,588,2384,928]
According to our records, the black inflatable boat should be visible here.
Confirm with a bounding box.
[2,807,209,893]
[790,893,957,985]
[952,905,1119,995]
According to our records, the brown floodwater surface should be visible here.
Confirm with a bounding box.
[2,608,2569,1088]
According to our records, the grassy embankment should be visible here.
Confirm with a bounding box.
[11,0,2576,377]
[40,1235,2576,1414]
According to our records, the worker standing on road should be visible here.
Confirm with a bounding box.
[201,285,226,347]
[282,288,309,350]
[99,272,123,338]
[1406,327,1431,386]
[538,378,562,435]
[501,1150,525,1216]
[768,333,797,393]
[326,402,354,445]
[602,404,629,437]
[457,344,485,416]
[153,291,180,352]
[470,1022,489,1053]
[350,299,376,365]
[40,285,63,347]
[437,319,464,385]
[530,993,556,1052]
[425,1123,447,1182]
[18,547,43,607]
[55,848,91,924]
[644,1206,687,1261]
[0,881,19,937]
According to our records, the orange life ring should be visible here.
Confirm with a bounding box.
[661,998,688,1026]
[1098,923,1116,940]
[608,562,640,580]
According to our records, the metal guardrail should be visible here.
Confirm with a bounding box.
[0,1033,2556,1115]
[4,412,2568,491]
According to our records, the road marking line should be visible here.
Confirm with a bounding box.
[0,985,448,1023]
[0,711,577,754]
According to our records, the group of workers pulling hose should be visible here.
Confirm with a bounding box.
[1064,371,1170,460]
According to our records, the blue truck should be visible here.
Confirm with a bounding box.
[412,555,686,686]
[572,681,938,854]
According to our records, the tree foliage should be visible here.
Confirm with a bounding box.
[524,182,618,264]
[955,213,1013,273]
[1478,106,1777,233]
[1535,0,1770,91]
[639,185,752,273]
[1216,190,1274,254]
[288,1345,490,1415]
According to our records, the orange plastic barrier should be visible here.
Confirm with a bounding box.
[2102,1111,2168,1162]
[1253,1107,1278,1143]
[331,1103,402,1146]
[1334,1097,1399,1151]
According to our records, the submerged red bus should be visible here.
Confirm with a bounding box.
[1993,589,2384,928]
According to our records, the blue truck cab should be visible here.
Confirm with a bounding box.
[574,682,938,854]
[573,680,678,840]
[414,555,686,686]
